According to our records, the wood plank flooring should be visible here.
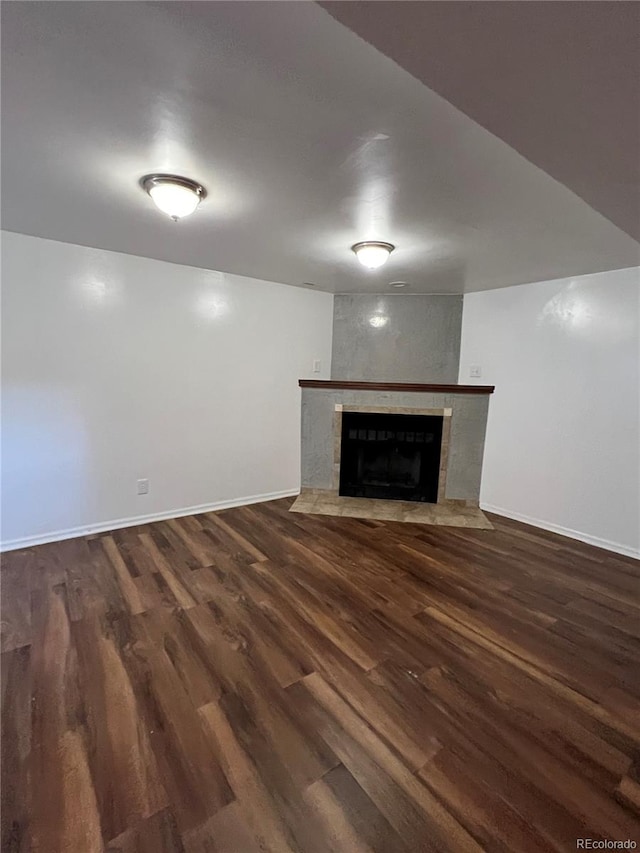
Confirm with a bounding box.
[1,497,639,852]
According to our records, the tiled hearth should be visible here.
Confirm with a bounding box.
[290,489,493,528]
[294,380,494,528]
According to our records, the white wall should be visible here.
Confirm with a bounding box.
[459,267,640,557]
[1,232,333,549]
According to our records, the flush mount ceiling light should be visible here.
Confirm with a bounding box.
[390,281,408,288]
[351,241,395,270]
[141,174,207,221]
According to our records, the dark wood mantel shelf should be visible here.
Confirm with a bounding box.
[299,380,494,394]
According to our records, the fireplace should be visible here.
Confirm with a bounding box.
[296,380,494,520]
[339,411,444,503]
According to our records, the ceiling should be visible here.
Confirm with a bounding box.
[321,1,640,244]
[1,1,638,294]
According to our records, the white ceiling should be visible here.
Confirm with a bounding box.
[322,1,640,243]
[2,1,638,294]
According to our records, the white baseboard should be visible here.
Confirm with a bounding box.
[5,493,636,560]
[481,503,640,560]
[0,488,299,553]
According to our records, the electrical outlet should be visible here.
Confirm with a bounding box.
[469,364,482,379]
[313,359,321,374]
[137,478,149,495]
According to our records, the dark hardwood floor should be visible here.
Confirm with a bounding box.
[1,497,639,852]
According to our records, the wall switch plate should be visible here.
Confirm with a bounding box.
[137,478,149,495]
[469,364,482,379]
[313,359,322,373]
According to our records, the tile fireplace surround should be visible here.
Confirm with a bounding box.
[292,380,495,528]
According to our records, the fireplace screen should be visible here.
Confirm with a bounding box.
[339,411,443,503]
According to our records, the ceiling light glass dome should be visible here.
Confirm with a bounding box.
[351,241,395,270]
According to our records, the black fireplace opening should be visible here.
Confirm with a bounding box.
[339,411,443,503]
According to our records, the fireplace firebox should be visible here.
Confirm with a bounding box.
[339,411,443,503]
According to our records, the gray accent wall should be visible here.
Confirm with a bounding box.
[331,294,463,382]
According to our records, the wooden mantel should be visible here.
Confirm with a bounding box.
[299,380,495,394]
